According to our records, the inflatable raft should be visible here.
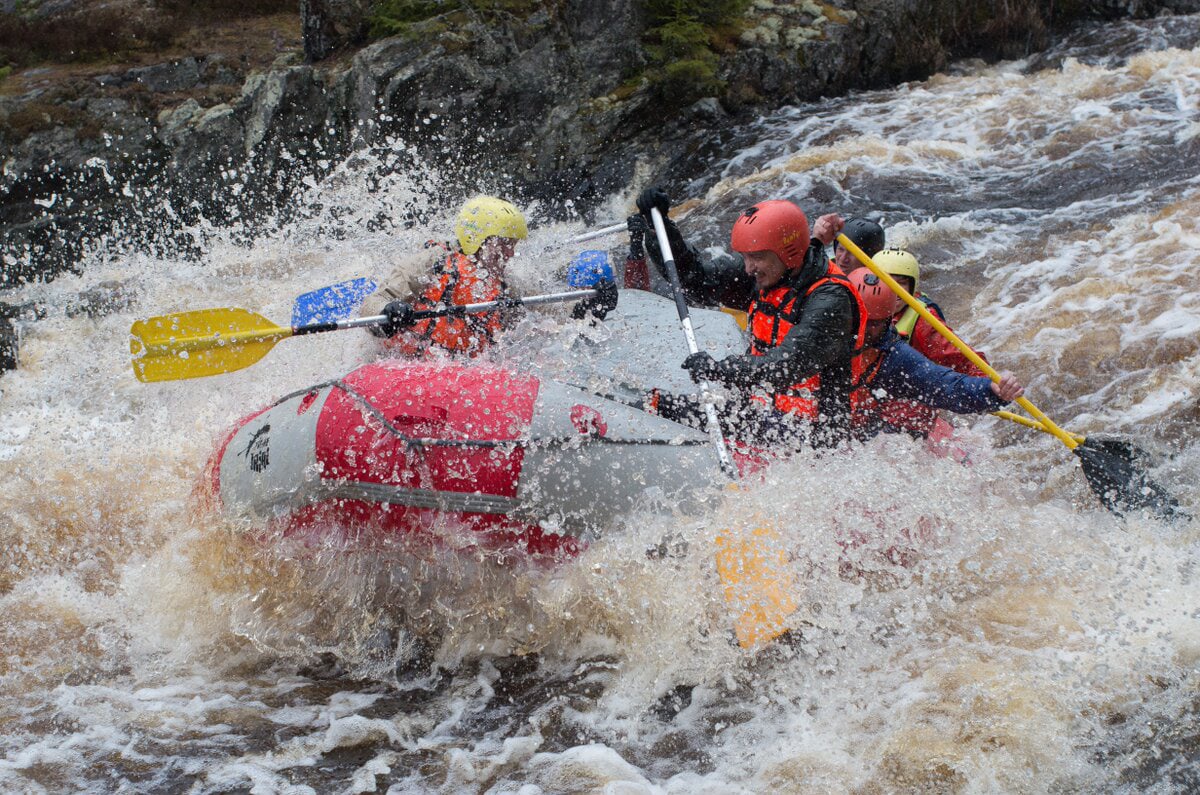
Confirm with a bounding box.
[199,292,750,557]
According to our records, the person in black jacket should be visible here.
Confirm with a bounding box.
[631,188,865,448]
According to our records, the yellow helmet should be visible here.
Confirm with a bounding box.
[872,248,920,293]
[455,196,528,256]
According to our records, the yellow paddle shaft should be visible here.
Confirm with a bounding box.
[993,410,1085,443]
[836,233,1080,451]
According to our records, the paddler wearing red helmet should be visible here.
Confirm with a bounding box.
[854,246,993,438]
[845,264,1024,440]
[630,187,867,448]
[824,217,996,438]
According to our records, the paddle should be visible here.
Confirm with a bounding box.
[648,209,737,479]
[993,409,1085,443]
[291,277,378,327]
[648,208,798,650]
[129,288,599,383]
[286,225,626,328]
[570,222,626,245]
[837,233,1186,520]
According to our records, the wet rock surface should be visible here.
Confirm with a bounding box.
[2,0,1197,287]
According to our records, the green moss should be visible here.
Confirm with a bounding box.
[612,77,644,102]
[818,2,853,25]
[368,0,546,40]
[368,0,446,37]
[659,57,721,101]
[639,0,749,105]
[0,66,11,84]
[644,0,750,27]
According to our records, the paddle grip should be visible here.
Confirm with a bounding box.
[292,322,339,336]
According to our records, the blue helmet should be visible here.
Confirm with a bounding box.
[567,250,614,287]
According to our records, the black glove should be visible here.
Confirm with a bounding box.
[682,351,722,383]
[626,213,647,259]
[635,187,692,274]
[636,186,670,218]
[571,278,618,321]
[373,300,417,338]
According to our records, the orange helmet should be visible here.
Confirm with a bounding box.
[849,268,900,320]
[729,200,810,270]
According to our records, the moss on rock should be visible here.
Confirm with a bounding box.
[641,0,751,104]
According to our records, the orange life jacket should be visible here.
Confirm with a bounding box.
[847,347,888,432]
[386,243,508,358]
[747,262,867,418]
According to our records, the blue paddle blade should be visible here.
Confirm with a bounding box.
[291,278,378,326]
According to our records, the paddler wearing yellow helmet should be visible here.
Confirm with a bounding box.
[360,195,529,357]
[843,266,1025,441]
[850,245,994,439]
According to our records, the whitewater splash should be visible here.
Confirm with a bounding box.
[2,14,1200,793]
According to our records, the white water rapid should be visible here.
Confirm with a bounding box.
[2,14,1199,794]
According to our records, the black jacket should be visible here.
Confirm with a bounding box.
[648,218,860,444]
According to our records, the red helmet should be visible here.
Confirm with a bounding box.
[849,267,900,320]
[729,200,810,270]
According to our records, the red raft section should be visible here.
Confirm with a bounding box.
[205,362,586,559]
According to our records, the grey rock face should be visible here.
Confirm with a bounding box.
[2,0,1194,287]
[0,315,15,374]
[127,59,202,93]
[301,0,373,62]
[0,300,43,375]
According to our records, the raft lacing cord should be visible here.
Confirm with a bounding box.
[269,379,711,450]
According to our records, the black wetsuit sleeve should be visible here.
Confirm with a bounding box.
[645,218,756,310]
[705,282,858,391]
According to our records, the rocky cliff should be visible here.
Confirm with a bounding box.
[2,0,1198,291]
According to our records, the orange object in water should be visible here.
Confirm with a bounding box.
[715,524,799,650]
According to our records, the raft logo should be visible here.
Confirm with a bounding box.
[241,424,271,472]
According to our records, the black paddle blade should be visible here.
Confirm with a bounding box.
[1075,437,1189,521]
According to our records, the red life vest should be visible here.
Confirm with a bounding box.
[386,243,508,358]
[747,261,868,418]
[872,297,988,437]
[847,348,886,427]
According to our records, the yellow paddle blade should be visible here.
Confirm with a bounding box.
[720,306,749,331]
[129,308,292,383]
[715,525,798,650]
